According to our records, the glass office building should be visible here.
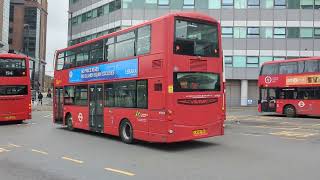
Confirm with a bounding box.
[0,0,10,53]
[68,0,320,107]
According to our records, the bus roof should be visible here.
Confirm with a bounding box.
[57,12,218,53]
[0,53,27,59]
[262,57,320,66]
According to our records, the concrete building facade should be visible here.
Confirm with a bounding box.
[0,0,10,53]
[68,0,320,107]
[9,0,48,91]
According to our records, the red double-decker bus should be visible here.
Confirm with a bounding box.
[258,57,320,117]
[54,12,225,143]
[0,53,31,123]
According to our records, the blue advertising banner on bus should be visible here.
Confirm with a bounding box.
[69,58,138,83]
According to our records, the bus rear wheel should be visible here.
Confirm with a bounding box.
[66,115,74,131]
[119,120,134,144]
[284,105,296,118]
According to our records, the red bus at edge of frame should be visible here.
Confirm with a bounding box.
[258,57,320,117]
[53,12,225,143]
[0,53,31,122]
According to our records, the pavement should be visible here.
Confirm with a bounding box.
[0,108,320,180]
[32,97,52,111]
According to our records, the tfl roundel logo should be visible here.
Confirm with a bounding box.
[265,76,272,84]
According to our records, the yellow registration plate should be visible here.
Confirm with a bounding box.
[193,129,208,136]
[5,116,16,120]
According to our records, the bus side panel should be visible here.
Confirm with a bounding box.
[111,109,149,141]
[64,106,89,130]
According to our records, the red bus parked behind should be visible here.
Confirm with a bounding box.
[0,53,31,123]
[258,57,320,117]
[54,12,225,143]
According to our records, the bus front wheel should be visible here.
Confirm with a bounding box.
[66,114,74,131]
[119,119,134,144]
[284,105,296,118]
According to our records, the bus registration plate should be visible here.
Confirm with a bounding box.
[5,116,16,120]
[193,129,208,136]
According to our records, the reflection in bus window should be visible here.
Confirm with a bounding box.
[174,72,220,92]
[261,64,278,75]
[304,60,319,73]
[64,86,75,105]
[174,19,219,57]
[279,62,298,74]
[0,85,28,96]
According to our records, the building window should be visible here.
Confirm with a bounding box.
[287,27,300,38]
[158,0,169,6]
[273,57,285,61]
[261,28,273,38]
[222,27,233,38]
[123,0,133,8]
[183,0,195,8]
[315,28,320,38]
[300,28,313,38]
[234,27,246,38]
[209,0,221,9]
[247,0,260,8]
[261,0,274,8]
[247,57,259,67]
[315,0,320,9]
[259,57,273,66]
[274,0,286,8]
[233,56,246,67]
[300,0,314,9]
[288,0,300,9]
[247,27,260,38]
[71,0,79,4]
[222,0,234,8]
[274,28,286,39]
[224,56,233,67]
[234,0,247,8]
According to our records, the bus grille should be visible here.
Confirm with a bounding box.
[190,60,207,71]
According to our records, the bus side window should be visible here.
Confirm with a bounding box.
[64,86,75,105]
[137,80,148,109]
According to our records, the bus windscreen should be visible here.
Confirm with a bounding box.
[0,58,26,76]
[0,85,28,96]
[174,19,219,57]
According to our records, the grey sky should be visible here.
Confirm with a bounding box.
[46,0,69,76]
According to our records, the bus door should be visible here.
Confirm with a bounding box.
[260,88,277,112]
[89,84,104,133]
[54,87,64,123]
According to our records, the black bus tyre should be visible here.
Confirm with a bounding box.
[119,120,134,144]
[284,105,296,118]
[66,115,74,131]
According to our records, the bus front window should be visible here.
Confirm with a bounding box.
[174,19,219,57]
[0,85,28,96]
[174,72,220,92]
